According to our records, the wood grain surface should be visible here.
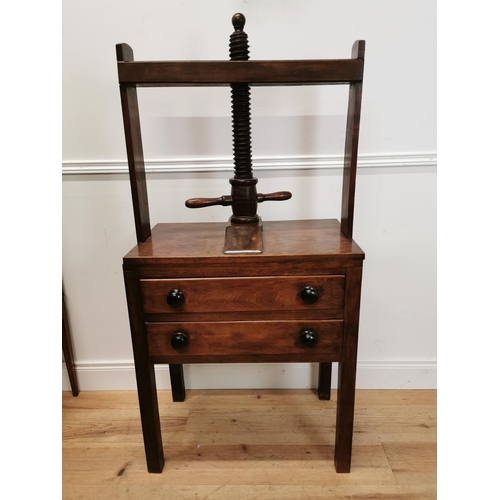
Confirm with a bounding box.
[116,44,151,244]
[340,41,365,239]
[63,389,437,499]
[146,320,343,363]
[140,275,345,315]
[117,59,363,86]
[123,219,365,276]
[123,271,164,472]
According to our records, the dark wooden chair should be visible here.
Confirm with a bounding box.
[117,13,365,473]
[63,291,79,396]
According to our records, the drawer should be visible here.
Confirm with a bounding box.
[140,276,345,315]
[146,320,343,363]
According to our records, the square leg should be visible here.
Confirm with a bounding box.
[169,364,186,402]
[334,266,362,473]
[134,362,164,473]
[124,270,164,473]
[334,359,357,472]
[318,362,332,400]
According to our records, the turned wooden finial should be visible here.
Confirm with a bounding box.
[229,13,250,63]
[232,13,246,30]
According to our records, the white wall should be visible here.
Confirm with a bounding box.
[62,0,436,390]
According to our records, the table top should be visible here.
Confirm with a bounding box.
[124,219,364,267]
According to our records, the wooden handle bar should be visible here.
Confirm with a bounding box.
[257,191,292,203]
[185,195,233,208]
[185,191,292,209]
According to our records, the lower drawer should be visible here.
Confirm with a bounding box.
[146,320,343,363]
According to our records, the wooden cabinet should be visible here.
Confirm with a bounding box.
[123,219,364,472]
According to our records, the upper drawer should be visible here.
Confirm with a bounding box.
[140,275,345,315]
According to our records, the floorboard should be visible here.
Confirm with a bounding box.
[63,389,436,499]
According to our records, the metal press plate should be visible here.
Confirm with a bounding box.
[223,220,263,254]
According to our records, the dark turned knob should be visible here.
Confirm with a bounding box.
[166,289,184,308]
[232,13,246,29]
[300,329,318,348]
[301,286,319,304]
[171,332,189,350]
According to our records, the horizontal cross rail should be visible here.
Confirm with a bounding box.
[117,59,363,87]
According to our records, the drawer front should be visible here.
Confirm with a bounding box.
[140,276,345,315]
[146,320,343,363]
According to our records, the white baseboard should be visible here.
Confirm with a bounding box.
[62,360,436,392]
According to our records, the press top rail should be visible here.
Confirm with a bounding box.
[116,59,364,87]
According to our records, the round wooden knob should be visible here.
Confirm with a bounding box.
[301,286,319,304]
[232,13,246,29]
[171,332,189,350]
[166,289,184,308]
[300,329,318,348]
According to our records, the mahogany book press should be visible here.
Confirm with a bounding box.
[117,13,365,474]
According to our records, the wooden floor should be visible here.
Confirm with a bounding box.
[62,389,436,499]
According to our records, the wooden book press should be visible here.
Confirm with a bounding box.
[118,13,365,474]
